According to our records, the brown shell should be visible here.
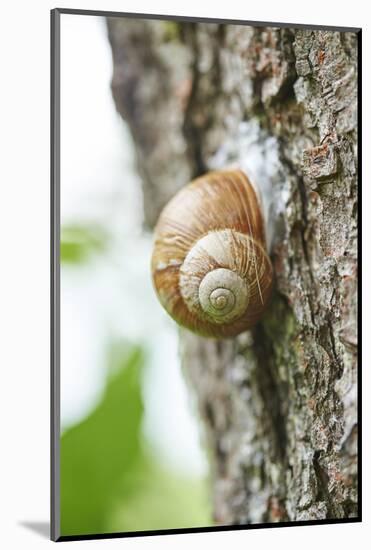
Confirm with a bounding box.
[151,170,273,338]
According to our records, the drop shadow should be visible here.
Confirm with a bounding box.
[18,521,50,539]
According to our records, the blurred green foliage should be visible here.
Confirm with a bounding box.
[61,223,108,264]
[163,22,181,42]
[60,342,212,536]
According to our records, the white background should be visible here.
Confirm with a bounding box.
[0,0,368,548]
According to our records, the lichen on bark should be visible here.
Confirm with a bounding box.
[107,17,358,524]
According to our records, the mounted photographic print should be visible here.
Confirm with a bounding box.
[51,8,361,542]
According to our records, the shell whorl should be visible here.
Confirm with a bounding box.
[151,170,273,338]
[197,268,249,323]
[179,230,257,324]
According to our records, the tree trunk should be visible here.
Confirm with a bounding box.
[106,18,358,524]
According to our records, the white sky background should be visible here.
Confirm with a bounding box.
[60,13,207,477]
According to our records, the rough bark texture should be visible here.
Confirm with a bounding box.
[107,18,358,524]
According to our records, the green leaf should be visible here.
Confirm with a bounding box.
[60,343,144,536]
[60,340,213,536]
[61,223,108,265]
[107,460,212,533]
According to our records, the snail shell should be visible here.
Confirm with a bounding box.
[151,170,273,338]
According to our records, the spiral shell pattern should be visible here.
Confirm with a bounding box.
[151,170,273,338]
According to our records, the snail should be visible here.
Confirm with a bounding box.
[151,169,273,338]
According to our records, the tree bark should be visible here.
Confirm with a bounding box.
[107,18,358,524]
